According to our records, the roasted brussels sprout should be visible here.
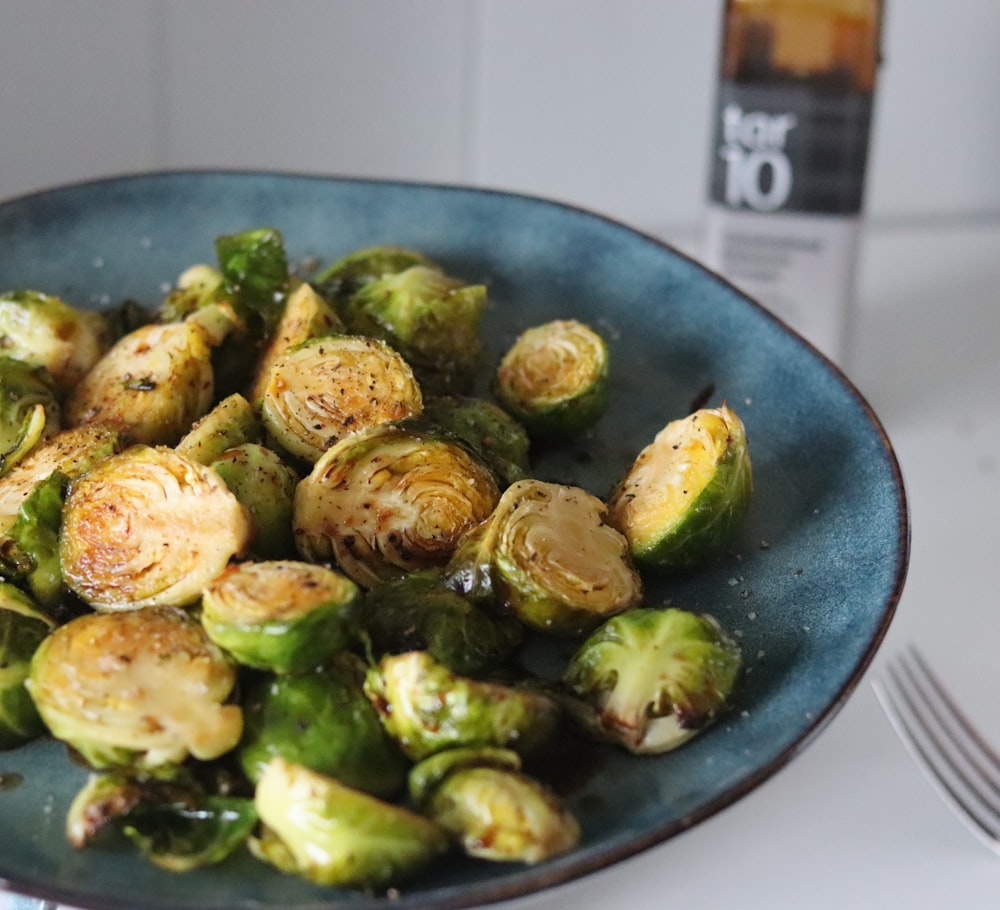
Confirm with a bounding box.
[0,289,111,392]
[67,772,257,871]
[607,404,753,571]
[201,560,359,673]
[561,607,742,754]
[0,581,54,749]
[175,392,261,466]
[315,244,434,297]
[215,226,290,334]
[247,282,344,406]
[407,745,522,806]
[27,606,243,770]
[239,653,407,797]
[0,470,67,606]
[60,445,252,611]
[0,357,60,478]
[336,264,487,395]
[363,650,560,761]
[447,478,642,636]
[259,335,423,463]
[210,443,298,560]
[294,422,501,588]
[158,263,225,323]
[64,318,220,446]
[357,570,522,675]
[493,319,609,439]
[0,424,121,537]
[251,757,448,888]
[422,395,530,486]
[419,761,580,864]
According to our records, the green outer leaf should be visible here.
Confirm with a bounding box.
[215,228,289,332]
[1,471,69,606]
[0,583,53,749]
[238,656,408,797]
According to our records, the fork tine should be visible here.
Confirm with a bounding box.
[873,645,1000,855]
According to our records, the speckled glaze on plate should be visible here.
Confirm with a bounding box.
[0,171,908,910]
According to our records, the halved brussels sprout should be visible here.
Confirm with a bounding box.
[607,403,753,571]
[0,289,111,392]
[238,653,407,797]
[159,262,224,321]
[259,335,423,463]
[0,582,55,749]
[422,395,530,486]
[67,772,256,871]
[363,650,560,762]
[60,445,252,611]
[251,757,448,889]
[421,763,580,865]
[210,443,298,560]
[447,478,642,636]
[64,319,218,446]
[357,569,522,676]
[247,282,344,406]
[0,424,122,536]
[337,265,487,395]
[201,559,359,673]
[0,357,60,478]
[175,392,261,466]
[315,244,434,297]
[294,422,501,588]
[407,745,522,807]
[562,607,742,754]
[493,319,609,439]
[27,605,243,770]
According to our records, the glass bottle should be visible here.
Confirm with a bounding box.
[702,0,883,364]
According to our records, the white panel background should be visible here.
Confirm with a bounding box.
[1,1,998,233]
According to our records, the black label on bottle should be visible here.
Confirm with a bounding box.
[708,81,874,216]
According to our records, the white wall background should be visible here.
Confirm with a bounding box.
[1,1,998,235]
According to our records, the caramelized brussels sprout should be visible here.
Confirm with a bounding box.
[0,581,54,749]
[562,607,742,754]
[447,478,642,636]
[607,404,753,571]
[422,395,530,486]
[358,569,522,675]
[0,424,121,536]
[247,282,344,406]
[0,357,60,478]
[259,335,423,463]
[0,289,111,392]
[407,745,522,806]
[64,319,219,446]
[239,653,407,797]
[67,772,256,871]
[210,443,298,560]
[251,757,448,888]
[27,606,243,770]
[175,392,261,466]
[201,560,359,673]
[420,762,580,864]
[60,445,252,611]
[294,422,501,588]
[363,650,560,761]
[337,265,487,395]
[493,319,609,438]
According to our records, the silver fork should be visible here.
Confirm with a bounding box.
[872,646,1000,855]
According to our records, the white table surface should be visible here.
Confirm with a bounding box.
[4,214,1000,910]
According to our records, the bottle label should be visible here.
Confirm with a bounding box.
[709,81,874,216]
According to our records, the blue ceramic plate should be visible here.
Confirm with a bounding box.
[0,172,908,910]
